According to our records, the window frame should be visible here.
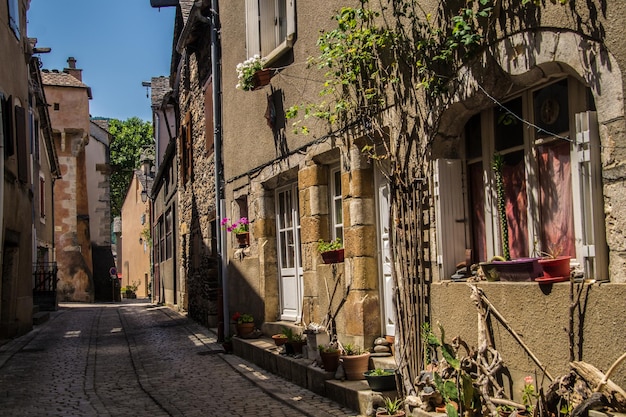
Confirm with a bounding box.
[244,0,296,63]
[436,76,606,280]
[8,0,20,39]
[329,165,343,242]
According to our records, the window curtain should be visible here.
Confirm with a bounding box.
[538,141,575,256]
[503,152,528,259]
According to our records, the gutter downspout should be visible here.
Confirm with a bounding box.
[211,0,228,340]
[0,93,5,271]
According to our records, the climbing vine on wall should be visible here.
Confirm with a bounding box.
[287,0,570,397]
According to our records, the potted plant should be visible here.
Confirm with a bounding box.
[364,368,398,391]
[125,281,139,299]
[221,217,250,247]
[271,333,288,347]
[281,327,306,355]
[232,312,254,337]
[340,343,370,380]
[317,238,344,264]
[222,336,233,353]
[318,342,341,372]
[376,396,405,417]
[536,242,571,283]
[235,55,271,91]
[485,154,542,282]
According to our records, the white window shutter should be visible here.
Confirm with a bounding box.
[572,111,608,280]
[434,159,467,279]
[245,0,260,58]
[259,0,276,56]
[286,0,295,41]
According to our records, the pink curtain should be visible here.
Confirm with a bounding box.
[538,142,575,257]
[469,163,486,262]
[503,153,528,259]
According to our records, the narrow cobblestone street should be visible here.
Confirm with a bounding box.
[0,301,359,417]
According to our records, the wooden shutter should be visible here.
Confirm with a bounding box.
[572,111,608,280]
[245,0,260,58]
[15,105,28,183]
[2,95,14,157]
[434,159,467,279]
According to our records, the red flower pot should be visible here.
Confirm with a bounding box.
[538,256,571,281]
[321,249,344,264]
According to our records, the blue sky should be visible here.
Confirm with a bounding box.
[28,1,175,122]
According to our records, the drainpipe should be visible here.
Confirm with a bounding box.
[0,93,4,271]
[210,0,228,340]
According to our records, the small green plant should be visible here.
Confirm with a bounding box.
[522,376,539,414]
[319,342,339,353]
[369,368,394,376]
[127,281,139,293]
[537,241,563,259]
[281,326,305,342]
[342,343,363,356]
[381,396,403,414]
[492,154,510,261]
[235,55,266,91]
[232,312,254,324]
[317,238,343,253]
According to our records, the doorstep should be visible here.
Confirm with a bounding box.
[231,334,401,416]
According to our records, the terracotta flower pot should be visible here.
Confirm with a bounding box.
[252,68,272,90]
[272,334,288,346]
[236,322,254,337]
[376,411,405,417]
[340,352,370,380]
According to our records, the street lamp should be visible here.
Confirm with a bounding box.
[140,147,154,202]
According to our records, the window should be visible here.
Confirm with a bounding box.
[15,105,28,183]
[245,0,296,61]
[153,222,160,263]
[39,176,45,221]
[180,112,192,184]
[329,166,343,242]
[165,209,173,260]
[8,0,20,38]
[435,77,606,280]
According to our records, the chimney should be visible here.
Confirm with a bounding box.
[64,56,82,81]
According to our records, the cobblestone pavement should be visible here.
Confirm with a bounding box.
[0,300,359,417]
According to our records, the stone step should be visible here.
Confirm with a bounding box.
[232,333,402,416]
[32,311,50,325]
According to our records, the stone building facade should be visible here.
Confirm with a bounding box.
[42,58,94,302]
[217,0,626,390]
[87,120,116,301]
[151,0,626,394]
[1,0,60,337]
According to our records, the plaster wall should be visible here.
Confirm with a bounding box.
[120,175,151,298]
[431,282,626,397]
[0,0,36,337]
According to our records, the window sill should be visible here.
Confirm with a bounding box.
[263,35,294,67]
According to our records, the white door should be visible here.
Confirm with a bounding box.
[276,184,303,321]
[375,169,395,337]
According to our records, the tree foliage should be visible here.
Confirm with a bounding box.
[109,117,153,219]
